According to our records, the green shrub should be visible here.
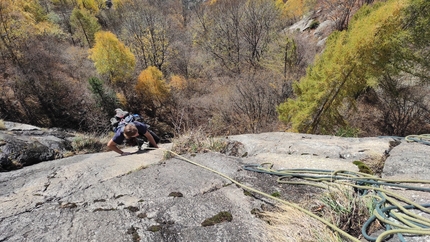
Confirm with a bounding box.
[335,126,360,137]
[309,20,319,29]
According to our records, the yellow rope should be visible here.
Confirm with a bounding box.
[159,148,361,242]
[147,147,430,241]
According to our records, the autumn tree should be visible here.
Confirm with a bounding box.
[277,0,408,134]
[74,0,105,14]
[70,7,100,47]
[400,0,430,81]
[50,0,76,44]
[89,31,136,85]
[0,0,62,67]
[375,0,430,135]
[277,0,314,20]
[135,66,170,118]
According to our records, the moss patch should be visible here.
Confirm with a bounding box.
[353,160,373,175]
[125,206,140,212]
[271,191,281,198]
[201,211,233,227]
[147,225,161,232]
[127,226,141,242]
[168,191,183,197]
[93,208,116,212]
[243,190,252,196]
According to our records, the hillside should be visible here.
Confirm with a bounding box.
[0,0,429,137]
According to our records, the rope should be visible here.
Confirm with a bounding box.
[157,148,362,242]
[405,134,430,145]
[144,146,430,241]
[243,163,430,242]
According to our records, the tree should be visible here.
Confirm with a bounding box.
[121,0,173,72]
[70,7,101,47]
[377,74,428,136]
[135,66,170,117]
[222,71,286,134]
[241,0,283,67]
[0,0,61,66]
[50,0,77,44]
[281,0,307,20]
[400,0,430,81]
[374,0,430,135]
[88,77,119,112]
[75,0,105,14]
[277,0,407,134]
[88,31,136,85]
[193,0,284,75]
[136,66,170,103]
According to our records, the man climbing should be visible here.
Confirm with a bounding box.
[107,121,159,156]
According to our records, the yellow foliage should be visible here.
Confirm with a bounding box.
[284,0,305,18]
[116,92,127,106]
[277,0,408,134]
[0,0,60,34]
[136,66,170,103]
[169,75,187,90]
[76,0,105,14]
[276,0,316,19]
[111,0,126,9]
[0,0,64,62]
[89,31,136,84]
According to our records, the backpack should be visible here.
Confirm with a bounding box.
[110,108,143,132]
[110,108,161,148]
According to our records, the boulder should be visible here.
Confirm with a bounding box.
[0,121,74,171]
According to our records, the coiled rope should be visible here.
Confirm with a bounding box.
[149,146,430,241]
[243,163,430,242]
[405,134,430,146]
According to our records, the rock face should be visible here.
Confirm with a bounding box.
[0,122,74,171]
[1,132,429,242]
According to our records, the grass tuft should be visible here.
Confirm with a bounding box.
[71,132,111,154]
[170,129,228,155]
[262,205,342,242]
[0,119,6,130]
[310,184,374,238]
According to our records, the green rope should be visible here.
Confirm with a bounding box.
[405,134,430,145]
[243,163,430,242]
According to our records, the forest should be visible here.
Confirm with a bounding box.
[0,0,429,138]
